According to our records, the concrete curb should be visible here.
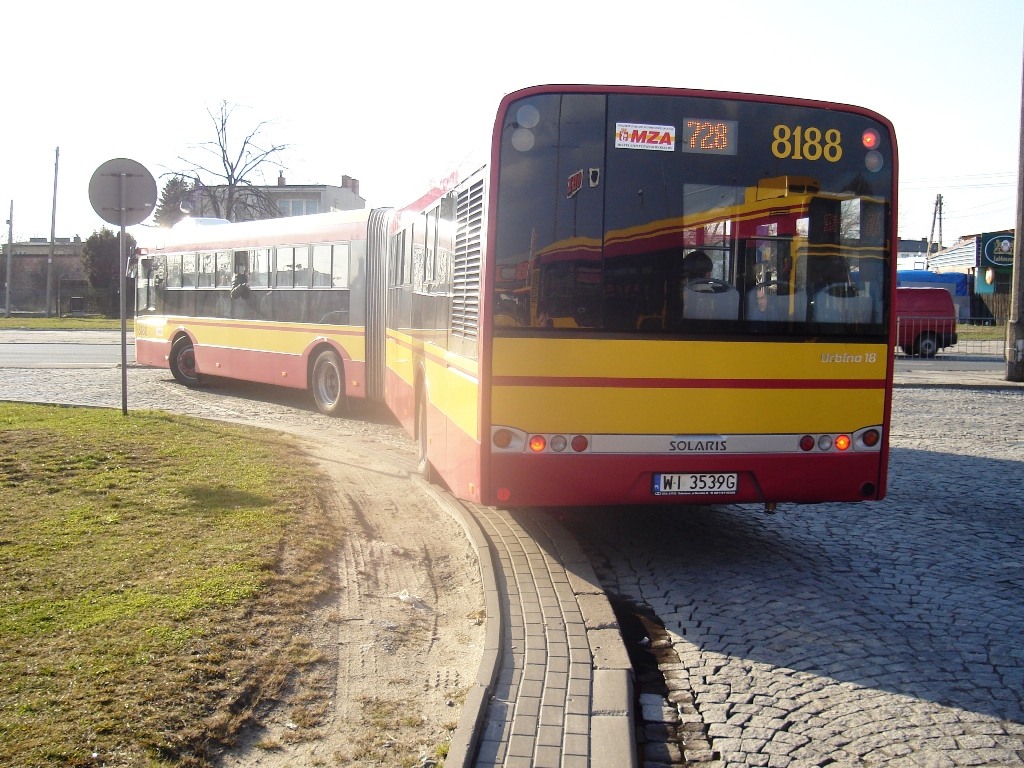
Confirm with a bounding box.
[412,477,503,768]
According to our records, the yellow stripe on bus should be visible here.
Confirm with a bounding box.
[491,337,887,434]
[149,316,366,360]
[492,337,886,381]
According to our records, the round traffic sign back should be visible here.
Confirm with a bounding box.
[89,158,157,226]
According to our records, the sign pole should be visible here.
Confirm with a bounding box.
[119,172,129,415]
[88,158,157,416]
[1008,25,1024,382]
[4,202,11,318]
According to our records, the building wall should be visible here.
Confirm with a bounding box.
[1,239,85,314]
[192,181,365,222]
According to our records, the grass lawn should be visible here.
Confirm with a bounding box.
[0,317,126,331]
[955,322,1006,341]
[0,404,339,766]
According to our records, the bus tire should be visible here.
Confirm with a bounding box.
[416,389,432,480]
[169,336,201,387]
[311,349,347,416]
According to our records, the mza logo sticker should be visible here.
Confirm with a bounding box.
[567,169,583,199]
[616,122,676,151]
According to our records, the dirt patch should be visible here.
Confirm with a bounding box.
[216,418,485,767]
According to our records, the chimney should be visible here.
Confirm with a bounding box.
[278,171,286,187]
[342,175,360,197]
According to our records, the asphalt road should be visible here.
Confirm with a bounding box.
[0,329,135,367]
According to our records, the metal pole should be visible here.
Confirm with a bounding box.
[4,202,11,318]
[46,147,59,317]
[119,172,129,414]
[1007,25,1024,382]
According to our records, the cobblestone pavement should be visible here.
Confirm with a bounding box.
[557,387,1024,767]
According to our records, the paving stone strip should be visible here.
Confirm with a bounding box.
[426,499,637,768]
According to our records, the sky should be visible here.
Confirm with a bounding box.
[2,0,1022,248]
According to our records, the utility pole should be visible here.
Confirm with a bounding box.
[4,202,11,318]
[1007,27,1024,381]
[46,147,59,318]
[926,193,943,267]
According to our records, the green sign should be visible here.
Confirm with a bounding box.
[980,232,1014,268]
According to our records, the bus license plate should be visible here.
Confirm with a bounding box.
[653,472,738,496]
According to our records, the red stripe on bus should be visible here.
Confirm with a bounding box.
[491,376,884,390]
[177,319,365,338]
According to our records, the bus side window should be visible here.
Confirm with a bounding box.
[182,253,197,288]
[389,233,403,287]
[198,252,215,288]
[166,254,183,288]
[249,249,270,288]
[438,193,456,294]
[312,244,331,287]
[294,246,310,288]
[216,251,233,288]
[333,243,350,289]
[425,207,437,287]
[276,247,294,288]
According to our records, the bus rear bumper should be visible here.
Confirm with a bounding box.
[488,452,886,507]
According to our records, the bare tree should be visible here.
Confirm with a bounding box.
[177,102,288,222]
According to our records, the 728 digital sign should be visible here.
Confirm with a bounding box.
[680,119,738,155]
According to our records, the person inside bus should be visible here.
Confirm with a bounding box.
[230,261,250,299]
[682,249,713,281]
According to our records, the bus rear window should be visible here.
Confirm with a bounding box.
[494,93,893,338]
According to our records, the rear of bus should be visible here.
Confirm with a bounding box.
[484,85,896,507]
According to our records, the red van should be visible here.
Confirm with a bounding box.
[896,287,958,357]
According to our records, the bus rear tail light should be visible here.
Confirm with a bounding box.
[491,427,591,454]
[860,429,880,447]
[801,428,881,452]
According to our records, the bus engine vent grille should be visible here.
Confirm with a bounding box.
[452,177,484,342]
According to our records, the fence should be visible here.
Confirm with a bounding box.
[896,316,1006,361]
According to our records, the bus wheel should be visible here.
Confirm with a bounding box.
[311,349,347,416]
[416,391,432,479]
[169,336,201,387]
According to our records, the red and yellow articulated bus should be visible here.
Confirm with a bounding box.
[135,84,897,510]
